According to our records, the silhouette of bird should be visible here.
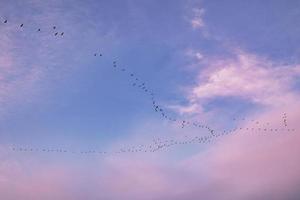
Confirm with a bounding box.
[55,32,58,36]
[53,26,56,29]
[37,28,41,32]
[20,24,23,27]
[4,20,7,23]
[61,32,64,36]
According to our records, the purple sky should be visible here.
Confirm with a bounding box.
[1,0,300,199]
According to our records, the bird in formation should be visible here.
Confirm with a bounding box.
[2,17,294,157]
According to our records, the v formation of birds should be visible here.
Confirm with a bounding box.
[2,19,295,156]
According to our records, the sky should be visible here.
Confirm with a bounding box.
[0,0,300,199]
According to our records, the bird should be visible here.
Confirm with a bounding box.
[55,32,58,36]
[94,53,97,56]
[61,32,64,36]
[53,26,56,29]
[20,24,23,27]
[37,28,41,32]
[4,20,7,23]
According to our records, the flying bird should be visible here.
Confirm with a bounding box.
[4,20,7,23]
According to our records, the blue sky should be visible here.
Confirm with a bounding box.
[1,0,300,199]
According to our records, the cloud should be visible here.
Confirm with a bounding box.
[190,99,300,200]
[190,8,205,29]
[99,99,300,200]
[177,51,300,117]
[167,103,201,116]
[1,96,299,200]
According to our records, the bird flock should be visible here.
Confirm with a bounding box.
[11,125,295,156]
[2,19,64,37]
[283,113,288,127]
[1,18,296,156]
[108,59,217,133]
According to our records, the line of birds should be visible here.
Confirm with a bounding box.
[11,125,295,156]
[1,17,226,138]
[283,113,288,127]
[1,17,288,137]
[101,55,293,136]
[105,58,220,135]
[2,17,294,156]
[2,19,64,36]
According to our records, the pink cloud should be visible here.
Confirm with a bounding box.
[1,100,300,200]
[190,8,205,29]
[206,111,299,199]
[177,51,300,116]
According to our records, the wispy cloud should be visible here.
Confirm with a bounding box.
[1,98,299,200]
[190,8,205,29]
[176,50,300,117]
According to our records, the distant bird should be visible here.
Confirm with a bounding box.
[99,54,102,56]
[4,20,7,23]
[55,32,58,36]
[37,28,41,32]
[61,32,64,36]
[20,24,23,27]
[53,26,56,29]
[94,53,97,56]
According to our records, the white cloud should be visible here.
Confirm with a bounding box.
[190,8,205,29]
[183,51,300,113]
